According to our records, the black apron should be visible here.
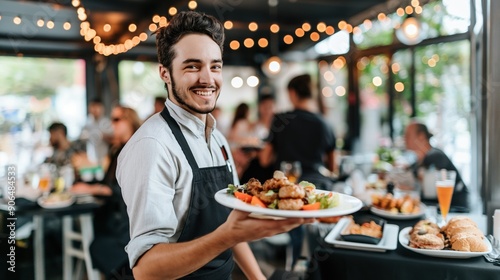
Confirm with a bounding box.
[161,108,235,280]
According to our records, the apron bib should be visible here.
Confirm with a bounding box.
[161,108,234,280]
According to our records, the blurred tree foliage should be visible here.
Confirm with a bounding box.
[0,57,78,99]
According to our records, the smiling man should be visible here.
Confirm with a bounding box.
[117,11,312,280]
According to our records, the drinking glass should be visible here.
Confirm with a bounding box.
[38,163,55,197]
[435,169,456,225]
[280,161,301,183]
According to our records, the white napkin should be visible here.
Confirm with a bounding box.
[493,209,500,241]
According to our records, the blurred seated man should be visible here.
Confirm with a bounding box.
[45,122,86,168]
[404,120,469,211]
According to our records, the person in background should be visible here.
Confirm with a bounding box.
[240,94,276,183]
[227,102,252,144]
[117,11,311,279]
[259,74,336,267]
[147,96,167,120]
[259,74,336,190]
[404,120,469,211]
[45,122,86,168]
[227,102,256,177]
[253,94,275,141]
[211,106,229,136]
[79,98,114,166]
[71,105,142,278]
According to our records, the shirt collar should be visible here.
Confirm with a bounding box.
[165,99,215,139]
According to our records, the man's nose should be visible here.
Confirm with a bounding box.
[198,66,214,84]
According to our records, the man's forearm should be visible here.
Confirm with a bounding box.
[132,227,237,279]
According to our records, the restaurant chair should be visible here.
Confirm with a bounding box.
[263,233,294,271]
[62,214,100,280]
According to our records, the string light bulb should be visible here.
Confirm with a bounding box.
[188,1,197,10]
[47,20,54,29]
[63,21,71,30]
[270,24,280,33]
[262,56,282,77]
[37,18,45,27]
[396,15,425,45]
[128,23,137,32]
[13,16,22,25]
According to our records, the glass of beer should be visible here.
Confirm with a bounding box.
[280,161,301,183]
[38,163,54,197]
[435,169,456,225]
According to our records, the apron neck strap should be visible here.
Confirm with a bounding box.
[160,107,199,170]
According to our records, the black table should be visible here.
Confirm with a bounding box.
[304,211,500,280]
[0,198,102,280]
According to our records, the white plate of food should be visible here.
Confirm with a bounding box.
[324,217,399,252]
[37,193,75,209]
[370,203,427,220]
[214,189,363,218]
[398,227,492,259]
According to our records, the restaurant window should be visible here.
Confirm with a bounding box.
[420,0,470,39]
[0,56,86,173]
[318,57,348,148]
[353,0,470,50]
[118,60,164,120]
[313,31,350,56]
[358,54,390,153]
[414,40,471,185]
[353,14,399,50]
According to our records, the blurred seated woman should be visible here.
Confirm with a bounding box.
[227,102,259,178]
[71,105,142,278]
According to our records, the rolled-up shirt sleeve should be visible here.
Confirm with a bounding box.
[117,136,182,268]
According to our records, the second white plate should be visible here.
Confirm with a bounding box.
[324,217,399,252]
[370,203,427,220]
[214,189,363,218]
[398,227,492,258]
[37,195,75,209]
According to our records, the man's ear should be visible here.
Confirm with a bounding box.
[159,65,171,84]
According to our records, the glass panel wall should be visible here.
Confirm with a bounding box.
[118,60,165,120]
[391,49,413,144]
[0,56,86,174]
[414,40,471,185]
[358,55,390,154]
[318,57,348,148]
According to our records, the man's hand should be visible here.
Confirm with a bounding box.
[217,210,314,246]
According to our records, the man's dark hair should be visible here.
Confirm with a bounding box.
[155,11,225,71]
[155,96,166,104]
[258,94,275,104]
[48,122,67,136]
[90,97,103,105]
[414,122,433,141]
[287,74,312,99]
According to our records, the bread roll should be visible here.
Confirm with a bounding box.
[450,234,488,252]
[442,216,488,252]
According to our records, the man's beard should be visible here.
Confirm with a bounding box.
[170,75,217,115]
[52,141,60,149]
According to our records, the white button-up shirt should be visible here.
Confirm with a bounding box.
[117,99,239,267]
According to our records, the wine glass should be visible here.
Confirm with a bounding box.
[280,161,301,183]
[435,169,456,226]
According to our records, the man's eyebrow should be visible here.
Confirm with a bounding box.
[182,58,201,64]
[181,58,223,64]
